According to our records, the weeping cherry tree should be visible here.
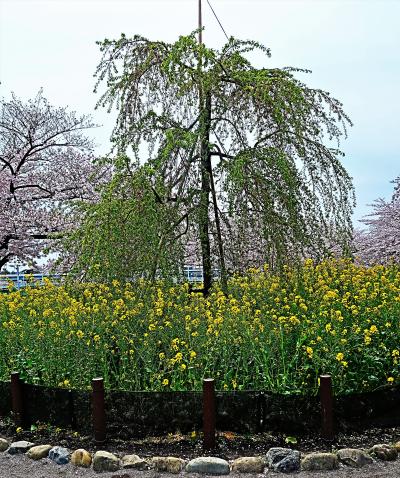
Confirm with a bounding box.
[92,31,355,293]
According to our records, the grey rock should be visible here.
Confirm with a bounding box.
[7,441,35,455]
[231,456,265,473]
[48,446,69,465]
[186,457,230,475]
[0,438,9,452]
[152,456,186,473]
[368,444,398,461]
[93,450,120,472]
[121,454,148,470]
[337,448,374,467]
[301,452,338,471]
[27,444,52,460]
[266,447,300,472]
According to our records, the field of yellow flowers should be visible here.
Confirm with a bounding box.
[0,259,399,395]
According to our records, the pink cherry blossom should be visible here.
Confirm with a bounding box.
[0,90,101,270]
[354,176,400,265]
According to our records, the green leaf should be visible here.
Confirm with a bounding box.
[284,435,298,444]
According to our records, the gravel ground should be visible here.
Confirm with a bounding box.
[0,453,399,478]
[1,424,400,478]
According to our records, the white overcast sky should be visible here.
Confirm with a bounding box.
[0,0,399,224]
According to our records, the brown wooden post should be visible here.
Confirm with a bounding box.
[320,374,334,440]
[203,378,216,449]
[92,377,106,444]
[11,372,24,427]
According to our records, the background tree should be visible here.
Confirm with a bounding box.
[0,90,100,270]
[63,158,187,282]
[90,31,354,292]
[354,176,400,264]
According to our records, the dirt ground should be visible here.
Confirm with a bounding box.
[0,453,400,478]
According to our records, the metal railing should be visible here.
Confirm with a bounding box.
[0,273,60,291]
[0,266,219,290]
[183,265,220,282]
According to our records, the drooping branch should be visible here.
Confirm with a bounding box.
[89,30,355,286]
[208,153,228,293]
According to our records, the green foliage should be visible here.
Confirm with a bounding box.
[87,30,355,283]
[65,159,185,282]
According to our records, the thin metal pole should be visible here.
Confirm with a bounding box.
[198,0,202,44]
[203,378,216,449]
[11,372,24,427]
[320,374,334,440]
[92,377,106,444]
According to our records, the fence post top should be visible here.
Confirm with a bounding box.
[203,378,215,383]
[92,378,104,391]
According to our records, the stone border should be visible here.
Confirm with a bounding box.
[0,437,400,473]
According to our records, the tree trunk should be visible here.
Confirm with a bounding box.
[199,90,212,295]
[198,91,228,294]
[209,168,228,294]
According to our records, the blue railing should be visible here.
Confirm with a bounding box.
[182,265,220,282]
[0,266,218,290]
[0,273,60,291]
